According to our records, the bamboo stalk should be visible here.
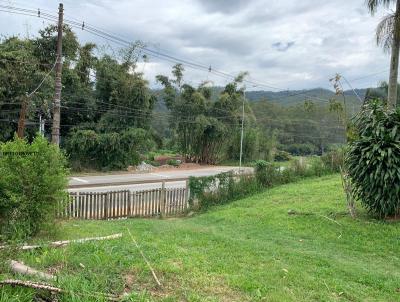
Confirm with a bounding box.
[126,228,162,288]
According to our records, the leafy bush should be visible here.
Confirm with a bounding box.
[284,143,318,156]
[167,159,181,167]
[0,135,68,240]
[66,128,154,170]
[321,149,344,172]
[308,156,328,177]
[189,172,261,210]
[274,150,291,162]
[254,160,277,187]
[346,100,400,218]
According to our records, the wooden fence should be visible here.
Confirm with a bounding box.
[59,183,189,219]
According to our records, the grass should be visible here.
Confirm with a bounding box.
[1,175,400,301]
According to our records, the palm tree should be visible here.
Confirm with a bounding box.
[367,0,400,108]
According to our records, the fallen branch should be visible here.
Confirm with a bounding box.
[126,228,162,288]
[0,279,121,301]
[9,260,56,281]
[0,233,122,251]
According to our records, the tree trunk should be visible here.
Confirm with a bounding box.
[388,0,400,109]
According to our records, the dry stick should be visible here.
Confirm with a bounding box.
[126,228,162,288]
[0,279,121,302]
[315,214,343,226]
[0,233,123,251]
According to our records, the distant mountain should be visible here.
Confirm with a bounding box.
[153,87,368,110]
[245,88,367,106]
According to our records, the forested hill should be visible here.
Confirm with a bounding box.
[154,87,366,111]
[244,87,367,105]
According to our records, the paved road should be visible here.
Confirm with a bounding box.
[69,166,252,192]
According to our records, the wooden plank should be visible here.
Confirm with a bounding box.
[134,192,138,217]
[151,190,155,216]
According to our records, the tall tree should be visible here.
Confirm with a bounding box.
[367,0,400,108]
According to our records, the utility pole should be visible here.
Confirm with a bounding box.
[239,89,245,173]
[51,3,63,146]
[17,95,28,138]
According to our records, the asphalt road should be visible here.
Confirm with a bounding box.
[69,166,251,192]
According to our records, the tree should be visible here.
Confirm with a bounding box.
[367,0,400,108]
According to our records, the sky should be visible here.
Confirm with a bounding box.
[0,0,394,91]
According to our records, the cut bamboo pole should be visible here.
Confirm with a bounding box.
[0,233,122,251]
[9,260,56,281]
[126,228,162,288]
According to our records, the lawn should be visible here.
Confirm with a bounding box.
[1,175,399,301]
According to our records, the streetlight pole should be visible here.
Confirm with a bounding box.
[239,89,245,173]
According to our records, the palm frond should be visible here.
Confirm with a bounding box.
[376,13,396,51]
[366,0,395,14]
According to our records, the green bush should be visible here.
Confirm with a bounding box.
[308,156,328,177]
[346,100,400,218]
[254,160,277,187]
[321,149,344,172]
[189,172,261,210]
[65,128,154,170]
[0,135,68,240]
[284,143,317,156]
[167,159,181,167]
[274,150,292,162]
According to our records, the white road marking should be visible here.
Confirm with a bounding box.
[150,173,169,178]
[71,177,89,183]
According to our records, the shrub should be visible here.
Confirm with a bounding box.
[346,100,400,218]
[0,135,68,240]
[167,159,181,167]
[274,150,291,162]
[321,149,344,172]
[65,128,154,170]
[189,172,261,210]
[308,156,328,177]
[254,160,277,187]
[284,143,317,156]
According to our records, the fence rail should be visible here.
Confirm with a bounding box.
[59,183,189,219]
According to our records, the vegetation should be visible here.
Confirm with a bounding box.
[0,135,68,240]
[189,156,335,210]
[0,24,364,169]
[1,176,399,301]
[346,100,400,218]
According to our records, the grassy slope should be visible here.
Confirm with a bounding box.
[1,175,400,302]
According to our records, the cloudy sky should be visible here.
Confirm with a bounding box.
[0,0,393,91]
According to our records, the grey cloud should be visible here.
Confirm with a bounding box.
[272,41,295,52]
[0,0,390,90]
[196,0,252,14]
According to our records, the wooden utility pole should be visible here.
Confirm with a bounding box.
[51,3,64,146]
[17,95,28,138]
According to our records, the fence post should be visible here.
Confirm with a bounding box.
[160,181,166,218]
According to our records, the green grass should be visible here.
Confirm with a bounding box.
[1,175,400,301]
